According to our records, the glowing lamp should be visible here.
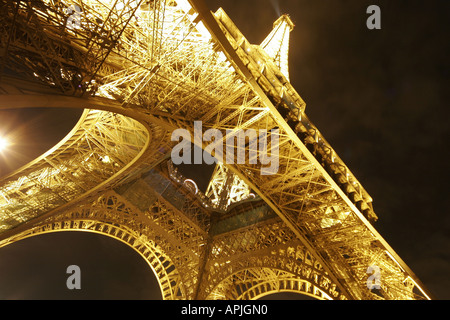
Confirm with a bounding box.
[0,137,8,152]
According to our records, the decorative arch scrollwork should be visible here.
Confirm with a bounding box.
[207,267,333,300]
[0,191,190,300]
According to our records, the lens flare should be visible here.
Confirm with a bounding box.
[0,136,8,152]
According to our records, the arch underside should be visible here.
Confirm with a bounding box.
[1,225,341,301]
[0,191,187,300]
[200,224,345,300]
[0,187,345,300]
[208,268,332,300]
[0,108,153,233]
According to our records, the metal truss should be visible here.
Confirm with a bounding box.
[205,162,255,211]
[0,107,148,231]
[0,0,432,300]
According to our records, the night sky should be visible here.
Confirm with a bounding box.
[0,0,448,300]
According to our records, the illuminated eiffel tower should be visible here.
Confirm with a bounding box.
[0,0,432,300]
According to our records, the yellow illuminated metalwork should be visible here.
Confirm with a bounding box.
[0,0,432,300]
[261,14,295,80]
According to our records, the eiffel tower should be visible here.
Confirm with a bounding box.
[0,0,433,300]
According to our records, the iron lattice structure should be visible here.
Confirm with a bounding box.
[0,0,432,300]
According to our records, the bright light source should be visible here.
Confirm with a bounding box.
[0,136,8,152]
[101,155,111,163]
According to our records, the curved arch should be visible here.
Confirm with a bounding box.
[207,267,332,300]
[203,217,346,300]
[0,229,163,299]
[0,105,170,239]
[0,216,186,300]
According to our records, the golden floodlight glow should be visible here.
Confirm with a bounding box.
[0,136,8,152]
